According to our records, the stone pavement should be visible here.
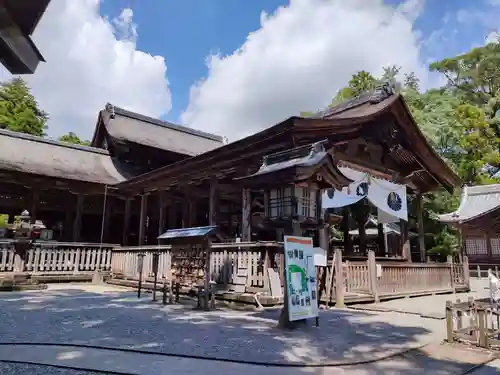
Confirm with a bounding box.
[0,282,495,374]
[0,284,446,365]
[351,278,490,319]
[0,342,494,375]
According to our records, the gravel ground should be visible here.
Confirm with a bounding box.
[0,285,445,365]
[0,361,106,375]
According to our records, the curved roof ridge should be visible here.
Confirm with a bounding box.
[0,128,110,155]
[438,184,500,223]
[106,103,223,142]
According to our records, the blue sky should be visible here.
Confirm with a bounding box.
[27,0,500,139]
[99,0,497,125]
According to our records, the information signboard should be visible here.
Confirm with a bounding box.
[283,236,319,321]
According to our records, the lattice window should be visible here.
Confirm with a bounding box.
[465,238,488,255]
[491,238,500,255]
[297,187,310,217]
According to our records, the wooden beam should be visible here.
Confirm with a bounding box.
[241,188,251,241]
[72,194,84,242]
[416,193,426,262]
[209,177,219,226]
[122,198,132,245]
[342,206,352,254]
[29,188,39,224]
[158,191,167,238]
[168,203,177,230]
[138,193,148,245]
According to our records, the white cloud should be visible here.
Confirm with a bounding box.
[21,0,171,139]
[181,0,429,141]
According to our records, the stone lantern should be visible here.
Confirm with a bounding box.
[13,209,34,272]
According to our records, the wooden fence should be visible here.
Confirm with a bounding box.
[0,240,114,274]
[0,239,470,303]
[446,297,500,350]
[109,244,470,304]
[111,242,283,292]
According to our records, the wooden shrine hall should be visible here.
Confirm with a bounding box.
[0,83,460,261]
[439,184,500,265]
[116,83,459,260]
[0,104,223,244]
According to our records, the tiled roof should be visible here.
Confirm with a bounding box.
[438,184,500,223]
[0,128,127,185]
[102,104,223,156]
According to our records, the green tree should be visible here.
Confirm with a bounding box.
[58,132,90,146]
[332,70,377,103]
[0,77,48,136]
[430,42,500,180]
[429,42,500,105]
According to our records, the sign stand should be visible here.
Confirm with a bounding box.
[280,236,319,327]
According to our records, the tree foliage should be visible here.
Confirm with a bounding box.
[58,132,90,146]
[308,42,500,256]
[0,78,48,136]
[0,77,89,145]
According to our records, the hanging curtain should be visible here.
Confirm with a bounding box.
[322,166,408,221]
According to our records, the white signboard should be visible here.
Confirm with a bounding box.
[313,247,327,267]
[284,236,319,322]
[376,264,382,278]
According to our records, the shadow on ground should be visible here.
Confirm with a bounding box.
[0,287,493,374]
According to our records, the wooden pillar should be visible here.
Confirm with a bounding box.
[342,206,352,254]
[356,202,367,255]
[487,231,493,261]
[167,202,177,229]
[241,188,251,241]
[122,198,132,246]
[209,177,219,226]
[72,194,84,242]
[30,189,39,224]
[64,208,73,241]
[377,222,385,256]
[158,191,166,237]
[416,193,426,262]
[188,200,197,227]
[101,195,112,243]
[138,193,148,246]
[400,219,411,262]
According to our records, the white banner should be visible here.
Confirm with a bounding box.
[322,166,408,221]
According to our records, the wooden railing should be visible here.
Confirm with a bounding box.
[446,297,500,350]
[0,240,115,274]
[345,261,370,293]
[110,242,284,291]
[0,238,470,301]
[109,245,470,302]
[377,263,453,295]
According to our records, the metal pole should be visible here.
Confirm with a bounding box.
[137,254,144,299]
[137,271,143,298]
[152,271,158,302]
